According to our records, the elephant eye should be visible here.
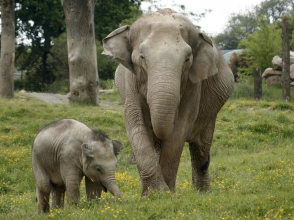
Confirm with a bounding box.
[96,167,102,173]
[185,57,190,63]
[140,55,145,60]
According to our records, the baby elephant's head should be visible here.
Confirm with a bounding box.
[81,133,123,198]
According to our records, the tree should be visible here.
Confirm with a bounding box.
[214,30,241,49]
[142,0,210,30]
[47,33,68,83]
[0,0,15,98]
[15,0,65,90]
[256,0,293,24]
[95,0,142,42]
[214,9,258,49]
[46,33,118,93]
[62,0,99,105]
[214,0,293,50]
[238,17,282,73]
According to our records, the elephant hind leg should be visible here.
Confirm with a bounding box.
[51,184,65,209]
[37,188,50,214]
[189,142,211,191]
[33,165,51,214]
[189,121,216,192]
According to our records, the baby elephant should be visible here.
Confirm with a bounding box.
[32,119,123,214]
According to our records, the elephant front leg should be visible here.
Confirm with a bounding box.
[64,175,82,205]
[131,133,167,196]
[125,97,167,196]
[189,121,216,191]
[159,131,186,191]
[85,176,102,200]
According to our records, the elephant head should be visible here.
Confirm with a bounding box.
[81,139,123,199]
[102,9,219,140]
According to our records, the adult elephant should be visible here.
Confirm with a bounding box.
[102,9,234,196]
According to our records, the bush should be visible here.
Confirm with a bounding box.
[238,16,281,73]
[46,79,70,94]
[99,79,115,90]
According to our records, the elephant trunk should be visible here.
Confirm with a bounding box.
[101,176,121,199]
[147,73,181,140]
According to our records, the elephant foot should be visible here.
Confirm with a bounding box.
[193,177,211,192]
[195,184,211,192]
[141,173,168,196]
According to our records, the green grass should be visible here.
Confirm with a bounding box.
[231,81,294,102]
[1,87,294,219]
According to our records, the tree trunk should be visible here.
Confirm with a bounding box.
[253,67,262,100]
[41,31,51,91]
[282,17,291,101]
[62,0,99,105]
[0,0,15,98]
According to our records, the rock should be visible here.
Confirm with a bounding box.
[291,64,294,79]
[272,56,282,70]
[291,82,294,87]
[265,75,281,86]
[262,68,282,78]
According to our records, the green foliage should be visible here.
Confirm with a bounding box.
[95,0,142,41]
[238,17,281,73]
[1,92,294,219]
[44,33,118,92]
[99,79,115,90]
[214,9,258,49]
[256,0,293,23]
[289,6,294,49]
[47,33,68,82]
[99,89,123,104]
[96,41,118,80]
[46,79,70,94]
[12,0,142,92]
[15,0,65,89]
[214,30,241,49]
[231,81,294,101]
[215,0,293,49]
[142,0,210,30]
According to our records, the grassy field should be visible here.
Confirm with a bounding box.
[1,84,294,219]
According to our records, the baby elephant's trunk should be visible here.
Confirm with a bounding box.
[102,178,121,200]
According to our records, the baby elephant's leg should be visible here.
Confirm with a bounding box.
[36,187,50,214]
[64,174,82,205]
[51,185,65,209]
[85,176,103,201]
[34,166,51,214]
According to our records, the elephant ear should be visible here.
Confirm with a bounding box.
[189,32,218,84]
[102,25,134,73]
[112,140,123,157]
[81,143,94,169]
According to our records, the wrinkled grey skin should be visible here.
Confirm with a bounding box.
[102,9,234,196]
[32,119,123,214]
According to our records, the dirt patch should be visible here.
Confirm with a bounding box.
[24,91,118,107]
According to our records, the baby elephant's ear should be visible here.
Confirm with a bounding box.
[112,140,123,157]
[81,143,94,159]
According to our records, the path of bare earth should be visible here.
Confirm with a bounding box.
[24,90,118,107]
